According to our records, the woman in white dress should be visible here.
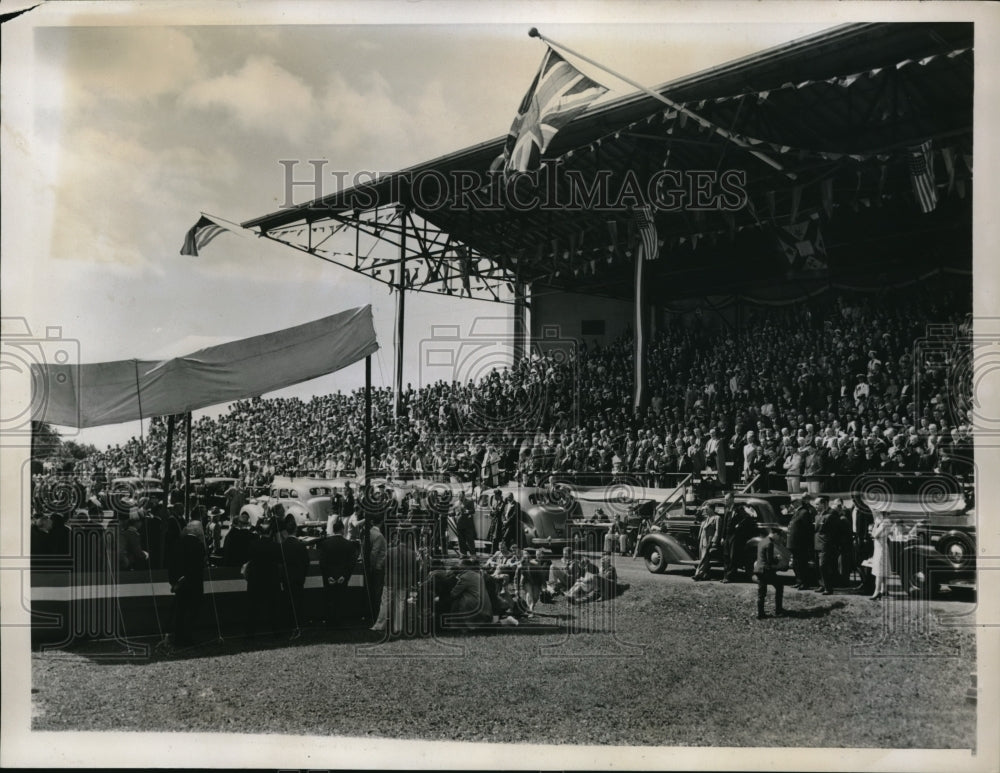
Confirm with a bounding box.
[869,513,890,599]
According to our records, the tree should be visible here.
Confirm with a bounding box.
[31,421,62,462]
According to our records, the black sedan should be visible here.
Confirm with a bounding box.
[637,494,793,577]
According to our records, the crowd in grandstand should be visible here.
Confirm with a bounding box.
[65,287,973,495]
[27,286,975,647]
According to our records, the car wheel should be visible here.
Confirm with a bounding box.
[903,557,933,598]
[644,544,668,574]
[938,535,973,570]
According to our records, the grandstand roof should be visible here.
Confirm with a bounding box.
[242,22,973,304]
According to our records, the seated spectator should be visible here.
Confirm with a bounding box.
[515,548,547,615]
[566,560,601,604]
[598,553,630,599]
[447,559,493,629]
[547,547,583,596]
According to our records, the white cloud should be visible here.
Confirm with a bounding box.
[45,123,240,272]
[62,27,200,104]
[319,71,477,173]
[180,55,315,142]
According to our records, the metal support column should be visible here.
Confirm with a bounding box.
[394,208,406,416]
[513,281,528,363]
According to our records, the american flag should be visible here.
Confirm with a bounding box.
[908,140,937,214]
[181,215,228,256]
[634,205,659,261]
[503,47,608,174]
[180,213,247,256]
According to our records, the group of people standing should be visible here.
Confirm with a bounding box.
[691,492,759,583]
[686,490,923,619]
[785,493,873,595]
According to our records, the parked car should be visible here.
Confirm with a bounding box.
[239,475,336,543]
[637,493,793,576]
[102,477,166,516]
[878,503,976,595]
[192,477,238,512]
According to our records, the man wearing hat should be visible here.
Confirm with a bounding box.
[278,514,310,636]
[787,494,816,589]
[500,492,522,551]
[244,510,283,637]
[486,489,504,553]
[692,503,722,581]
[754,525,787,619]
[813,496,837,595]
[223,510,254,568]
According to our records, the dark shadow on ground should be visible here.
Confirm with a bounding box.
[779,601,848,618]
[37,607,613,660]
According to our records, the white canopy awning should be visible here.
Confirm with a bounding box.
[32,305,378,428]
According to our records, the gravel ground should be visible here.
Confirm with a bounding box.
[31,559,976,747]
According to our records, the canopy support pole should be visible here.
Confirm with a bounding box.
[633,254,647,410]
[362,353,374,621]
[163,415,175,497]
[184,412,192,520]
[364,356,372,484]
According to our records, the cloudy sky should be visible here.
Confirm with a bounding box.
[3,4,832,448]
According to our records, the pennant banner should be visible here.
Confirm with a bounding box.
[776,214,827,273]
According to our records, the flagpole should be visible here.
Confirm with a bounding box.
[527,28,794,179]
[633,243,646,411]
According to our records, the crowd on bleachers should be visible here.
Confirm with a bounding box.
[27,285,975,647]
[65,286,973,495]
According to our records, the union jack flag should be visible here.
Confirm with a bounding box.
[502,47,608,174]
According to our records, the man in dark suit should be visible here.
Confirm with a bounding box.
[342,483,356,526]
[245,513,283,638]
[171,519,206,647]
[223,512,254,568]
[372,530,420,636]
[754,526,787,619]
[813,495,837,595]
[850,502,875,592]
[787,493,816,589]
[140,500,164,570]
[719,493,755,583]
[487,489,504,552]
[453,491,477,556]
[831,498,856,587]
[278,515,310,636]
[317,519,359,626]
[500,493,522,550]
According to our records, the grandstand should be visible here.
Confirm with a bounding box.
[73,21,973,495]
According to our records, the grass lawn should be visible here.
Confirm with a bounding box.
[31,558,976,748]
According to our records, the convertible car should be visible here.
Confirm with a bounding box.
[869,488,976,595]
[636,493,793,576]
